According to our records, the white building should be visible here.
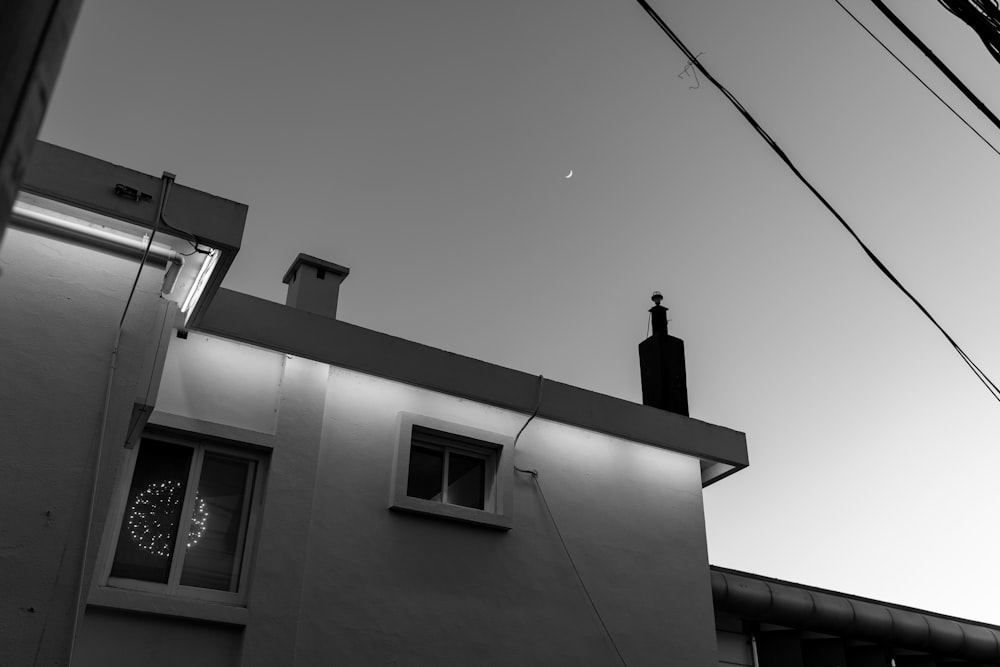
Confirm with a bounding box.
[3,142,996,667]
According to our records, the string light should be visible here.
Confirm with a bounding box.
[127,480,209,557]
[188,495,208,548]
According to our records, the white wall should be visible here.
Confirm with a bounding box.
[0,227,171,666]
[106,332,720,666]
[156,332,285,435]
[293,366,719,666]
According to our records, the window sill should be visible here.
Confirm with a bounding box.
[390,495,512,530]
[88,586,249,626]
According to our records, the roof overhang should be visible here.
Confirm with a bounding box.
[711,566,1000,663]
[13,141,246,328]
[196,288,749,484]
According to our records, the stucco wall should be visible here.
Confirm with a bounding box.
[156,332,285,435]
[291,366,719,666]
[75,607,242,666]
[0,226,171,666]
[119,328,719,666]
[133,333,330,666]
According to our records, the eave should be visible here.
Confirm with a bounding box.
[197,288,749,486]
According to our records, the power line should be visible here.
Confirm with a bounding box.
[632,0,1000,403]
[833,0,1000,158]
[938,0,1000,65]
[869,0,1000,135]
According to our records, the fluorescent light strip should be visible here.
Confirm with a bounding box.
[11,200,180,266]
[181,248,219,315]
[11,198,220,321]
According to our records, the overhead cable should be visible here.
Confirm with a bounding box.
[870,0,1000,135]
[632,0,1000,403]
[833,0,1000,158]
[937,0,1000,65]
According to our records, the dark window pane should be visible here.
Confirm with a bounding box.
[407,445,443,501]
[447,453,485,510]
[180,454,255,591]
[111,440,193,583]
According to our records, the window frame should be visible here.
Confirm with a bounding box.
[95,428,267,606]
[408,433,496,511]
[389,413,514,530]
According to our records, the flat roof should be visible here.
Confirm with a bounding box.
[197,288,749,485]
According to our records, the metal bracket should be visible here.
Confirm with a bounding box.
[113,183,153,203]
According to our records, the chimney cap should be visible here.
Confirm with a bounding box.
[282,253,350,285]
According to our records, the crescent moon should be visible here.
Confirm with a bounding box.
[565,170,573,179]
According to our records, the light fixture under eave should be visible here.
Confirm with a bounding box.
[180,248,220,321]
[10,199,180,268]
[11,193,222,320]
[11,197,184,295]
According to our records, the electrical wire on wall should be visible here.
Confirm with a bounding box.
[64,172,176,667]
[519,469,630,666]
[510,376,629,666]
[118,173,174,327]
[161,211,210,256]
[512,374,545,453]
[632,0,1000,404]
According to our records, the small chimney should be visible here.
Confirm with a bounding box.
[638,292,689,416]
[282,253,350,318]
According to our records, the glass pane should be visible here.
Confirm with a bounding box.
[407,445,444,501]
[111,439,193,583]
[447,452,485,510]
[180,454,255,591]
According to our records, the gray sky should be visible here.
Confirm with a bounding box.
[41,0,1000,623]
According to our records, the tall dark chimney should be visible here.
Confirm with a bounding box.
[638,292,689,416]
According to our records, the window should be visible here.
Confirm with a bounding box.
[407,427,493,511]
[101,432,265,604]
[390,413,513,529]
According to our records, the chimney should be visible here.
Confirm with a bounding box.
[282,253,350,318]
[638,292,689,416]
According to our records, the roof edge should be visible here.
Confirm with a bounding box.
[21,141,247,252]
[196,288,749,483]
[710,566,1000,663]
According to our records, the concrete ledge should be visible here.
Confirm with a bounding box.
[148,411,276,449]
[88,587,249,626]
[197,289,749,484]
